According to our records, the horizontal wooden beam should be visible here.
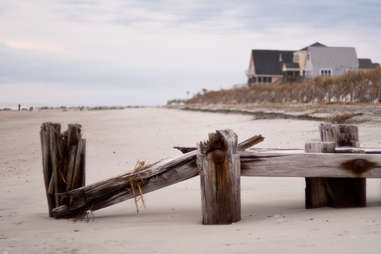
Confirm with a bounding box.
[240,151,381,178]
[249,147,381,154]
[52,147,381,217]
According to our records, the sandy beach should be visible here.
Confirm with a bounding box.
[1,107,381,254]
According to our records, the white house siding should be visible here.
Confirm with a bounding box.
[304,47,359,77]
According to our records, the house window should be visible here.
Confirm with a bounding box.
[320,68,332,76]
[262,77,271,83]
[258,77,262,83]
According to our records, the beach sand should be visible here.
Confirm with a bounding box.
[1,108,380,253]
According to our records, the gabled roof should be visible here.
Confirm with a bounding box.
[301,42,327,51]
[359,58,380,69]
[251,50,294,75]
[308,47,358,69]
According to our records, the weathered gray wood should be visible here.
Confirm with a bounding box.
[65,146,77,191]
[251,147,381,154]
[71,139,83,190]
[320,123,366,208]
[240,151,381,178]
[305,142,336,153]
[173,146,196,153]
[237,135,264,151]
[197,129,240,224]
[51,147,381,218]
[173,135,264,154]
[52,151,199,217]
[40,122,86,217]
[48,124,61,206]
[80,139,86,187]
[320,123,359,147]
[40,123,55,217]
[51,134,260,218]
[305,142,336,208]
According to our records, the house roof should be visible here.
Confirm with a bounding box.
[359,58,380,69]
[301,42,327,51]
[251,50,294,75]
[308,47,359,69]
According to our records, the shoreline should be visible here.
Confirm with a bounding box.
[166,103,381,124]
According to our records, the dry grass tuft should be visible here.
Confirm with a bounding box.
[186,68,381,105]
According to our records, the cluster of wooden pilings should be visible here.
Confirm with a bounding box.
[40,123,86,218]
[41,122,381,224]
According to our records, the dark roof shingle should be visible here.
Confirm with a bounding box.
[359,58,380,69]
[252,50,294,75]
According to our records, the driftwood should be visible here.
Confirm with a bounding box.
[198,130,241,224]
[51,147,381,218]
[43,123,381,220]
[51,134,263,218]
[40,123,86,217]
[239,151,381,178]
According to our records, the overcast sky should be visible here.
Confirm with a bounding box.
[1,0,380,106]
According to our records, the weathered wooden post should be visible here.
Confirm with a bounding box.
[40,123,86,217]
[197,129,241,224]
[305,123,366,208]
[305,142,336,208]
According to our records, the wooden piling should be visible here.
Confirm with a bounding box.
[40,123,86,217]
[197,129,241,225]
[305,123,366,208]
[305,142,336,208]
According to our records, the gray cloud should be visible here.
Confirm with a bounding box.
[53,0,381,31]
[0,0,380,106]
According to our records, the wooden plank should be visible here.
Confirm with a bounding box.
[251,147,381,154]
[70,139,83,190]
[40,123,55,217]
[305,142,336,153]
[236,135,264,151]
[52,149,381,217]
[65,146,77,191]
[48,124,61,207]
[52,151,198,217]
[80,139,86,187]
[240,151,381,178]
[174,135,264,154]
[197,129,240,224]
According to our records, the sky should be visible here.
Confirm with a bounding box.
[0,0,380,106]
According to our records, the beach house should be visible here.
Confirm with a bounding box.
[247,42,379,86]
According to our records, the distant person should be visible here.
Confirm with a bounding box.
[18,104,21,111]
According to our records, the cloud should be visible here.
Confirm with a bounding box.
[0,0,380,106]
